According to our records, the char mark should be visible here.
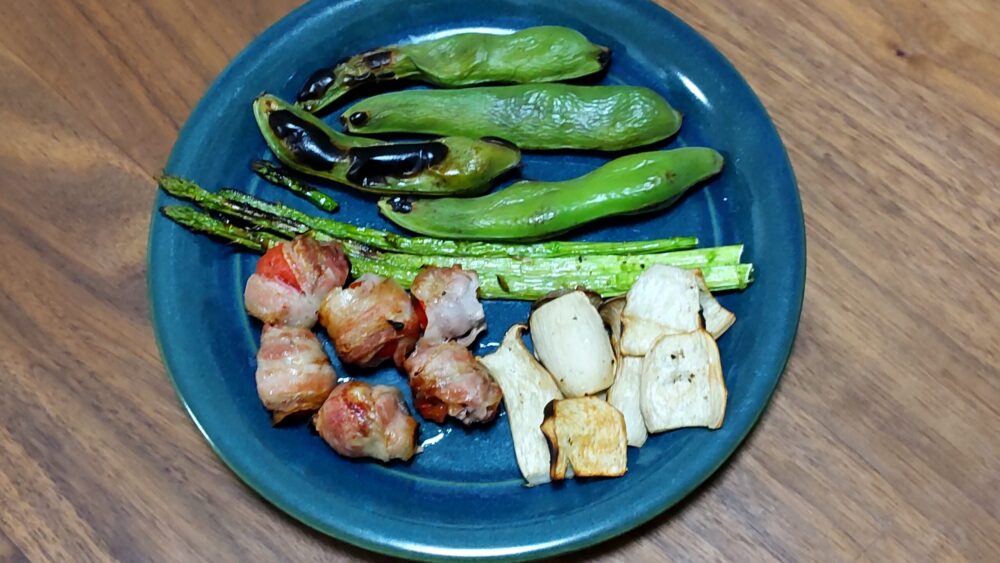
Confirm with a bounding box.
[297,67,338,102]
[267,110,343,171]
[345,142,448,188]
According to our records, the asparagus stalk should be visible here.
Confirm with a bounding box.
[159,176,698,257]
[160,206,753,299]
[160,206,277,252]
[251,160,339,213]
[162,183,742,277]
[351,253,752,299]
[339,239,743,278]
[222,188,700,257]
[222,187,700,258]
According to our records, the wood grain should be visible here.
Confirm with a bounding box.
[0,0,996,560]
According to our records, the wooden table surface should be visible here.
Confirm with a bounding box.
[1,0,998,560]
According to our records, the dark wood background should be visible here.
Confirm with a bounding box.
[1,0,997,560]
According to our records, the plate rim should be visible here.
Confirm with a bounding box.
[147,0,806,559]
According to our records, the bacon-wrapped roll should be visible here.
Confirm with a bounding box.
[245,236,349,327]
[313,381,418,462]
[410,265,486,347]
[255,324,337,423]
[318,274,420,368]
[404,341,502,425]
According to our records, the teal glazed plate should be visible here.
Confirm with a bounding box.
[148,0,805,560]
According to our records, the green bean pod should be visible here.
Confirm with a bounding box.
[378,148,723,241]
[342,85,682,151]
[253,94,520,196]
[296,26,609,113]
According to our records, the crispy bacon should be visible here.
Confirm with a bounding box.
[404,341,502,425]
[410,265,486,347]
[244,236,349,327]
[318,274,419,368]
[313,381,418,462]
[255,324,337,423]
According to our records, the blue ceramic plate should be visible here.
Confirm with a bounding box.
[149,0,804,559]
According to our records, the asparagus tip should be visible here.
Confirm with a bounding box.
[160,205,186,217]
[250,159,272,173]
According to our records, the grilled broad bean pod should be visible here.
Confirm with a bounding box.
[343,85,681,151]
[297,26,609,113]
[379,148,723,241]
[254,94,520,196]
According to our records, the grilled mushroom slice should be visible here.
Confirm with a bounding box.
[640,330,727,432]
[599,297,647,447]
[478,325,564,486]
[621,265,702,357]
[529,290,615,397]
[607,357,647,447]
[540,397,627,480]
[694,270,736,339]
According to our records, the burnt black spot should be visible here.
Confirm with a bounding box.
[345,142,448,187]
[342,71,374,86]
[362,49,394,71]
[387,320,405,331]
[353,242,379,258]
[597,47,611,68]
[543,399,557,419]
[267,110,343,170]
[348,111,369,127]
[496,275,510,293]
[386,196,413,213]
[481,136,517,150]
[894,48,908,58]
[297,67,338,102]
[340,50,396,86]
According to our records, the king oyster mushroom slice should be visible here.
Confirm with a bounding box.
[621,264,701,356]
[620,265,702,356]
[694,270,736,339]
[640,329,727,433]
[598,297,626,355]
[607,356,647,447]
[599,297,647,447]
[540,397,628,480]
[478,325,563,486]
[529,290,615,397]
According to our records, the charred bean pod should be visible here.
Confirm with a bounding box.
[254,94,520,196]
[297,26,609,113]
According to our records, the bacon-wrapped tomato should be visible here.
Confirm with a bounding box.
[244,236,349,327]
